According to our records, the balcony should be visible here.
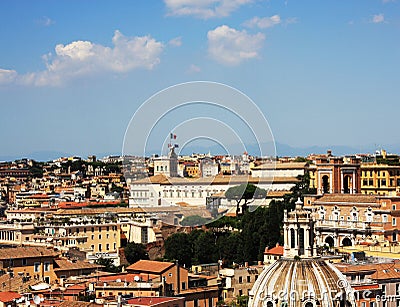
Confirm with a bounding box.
[315,220,383,233]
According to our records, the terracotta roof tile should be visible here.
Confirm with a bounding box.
[126,260,175,274]
[0,246,59,260]
[314,194,377,205]
[54,259,101,271]
[264,245,284,256]
[127,297,183,306]
[58,301,100,307]
[0,291,21,302]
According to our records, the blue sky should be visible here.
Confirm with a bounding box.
[0,0,399,159]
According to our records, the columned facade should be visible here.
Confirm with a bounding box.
[283,198,316,258]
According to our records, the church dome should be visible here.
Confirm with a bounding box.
[248,198,355,307]
[248,258,354,307]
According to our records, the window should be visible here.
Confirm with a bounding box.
[44,262,50,272]
[106,244,110,251]
[44,276,50,283]
[238,276,243,283]
[393,204,397,210]
[91,227,95,232]
[34,262,40,272]
[396,283,400,295]
[98,234,102,240]
[247,276,251,283]
[393,218,397,226]
[99,244,102,251]
[182,282,186,290]
[382,284,386,294]
[370,302,375,307]
[22,258,27,266]
[361,302,366,307]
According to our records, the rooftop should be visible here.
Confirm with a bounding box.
[0,246,59,260]
[126,260,175,274]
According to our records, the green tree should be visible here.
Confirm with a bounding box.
[124,242,149,264]
[180,215,210,226]
[164,232,193,267]
[225,183,267,216]
[95,257,121,273]
[192,230,217,264]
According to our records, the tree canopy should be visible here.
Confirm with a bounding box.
[180,215,210,227]
[225,183,267,216]
[164,171,313,266]
[124,242,149,264]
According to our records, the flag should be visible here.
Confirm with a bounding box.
[173,134,177,139]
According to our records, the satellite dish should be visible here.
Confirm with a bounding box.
[134,276,140,282]
[33,296,40,305]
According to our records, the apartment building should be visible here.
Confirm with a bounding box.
[361,163,400,196]
[0,246,59,284]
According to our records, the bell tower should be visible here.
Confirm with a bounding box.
[283,198,317,258]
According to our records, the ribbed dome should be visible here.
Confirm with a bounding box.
[248,258,355,307]
[249,258,354,307]
[249,199,355,307]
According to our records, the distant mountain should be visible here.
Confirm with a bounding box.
[1,143,399,162]
[0,150,72,162]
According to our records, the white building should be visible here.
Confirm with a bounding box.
[153,147,178,177]
[199,157,219,177]
[129,174,299,207]
[251,161,307,178]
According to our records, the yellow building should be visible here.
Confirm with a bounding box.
[0,246,59,284]
[361,163,400,195]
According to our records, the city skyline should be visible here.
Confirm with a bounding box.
[0,1,399,160]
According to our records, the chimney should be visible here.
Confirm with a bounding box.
[245,262,249,268]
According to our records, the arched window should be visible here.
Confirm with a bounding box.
[290,229,295,248]
[266,301,273,307]
[299,228,305,255]
[305,302,314,307]
[322,175,330,193]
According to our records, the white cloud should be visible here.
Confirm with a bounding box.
[372,13,385,23]
[188,64,201,73]
[0,30,164,86]
[164,0,252,19]
[168,37,182,47]
[207,25,265,66]
[38,16,55,27]
[0,69,17,84]
[244,15,281,29]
